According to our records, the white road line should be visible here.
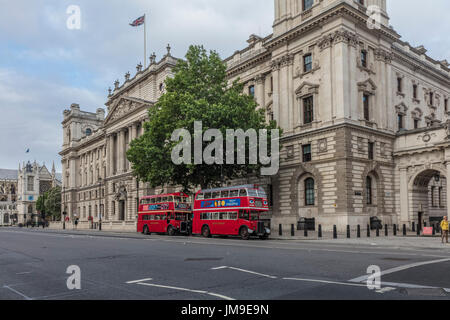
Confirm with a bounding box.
[16,272,32,275]
[349,258,450,283]
[126,278,153,284]
[211,266,277,279]
[3,285,32,300]
[126,279,234,300]
[283,277,367,288]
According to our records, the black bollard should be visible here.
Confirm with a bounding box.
[333,225,337,239]
[347,225,351,239]
[393,224,397,236]
[291,224,295,237]
[304,227,308,237]
[367,224,371,237]
[417,225,420,236]
[385,224,388,237]
[279,224,282,236]
[376,226,380,237]
[403,224,407,236]
[318,225,322,238]
[357,225,361,238]
[412,222,415,232]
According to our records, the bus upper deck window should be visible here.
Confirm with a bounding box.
[239,189,247,197]
[212,192,220,199]
[175,196,181,202]
[221,191,229,198]
[204,192,212,199]
[197,193,204,200]
[230,190,239,197]
[162,197,168,202]
[150,198,155,204]
[156,197,161,203]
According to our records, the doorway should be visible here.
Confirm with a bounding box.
[119,200,125,221]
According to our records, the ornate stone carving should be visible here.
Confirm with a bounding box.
[374,48,393,63]
[110,100,139,122]
[317,30,359,51]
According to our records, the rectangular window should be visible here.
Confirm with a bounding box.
[248,85,255,97]
[430,92,434,106]
[27,176,34,192]
[445,99,448,113]
[439,187,443,207]
[361,50,367,68]
[303,0,313,11]
[363,94,370,121]
[302,144,312,163]
[303,54,312,72]
[303,96,314,124]
[413,84,418,99]
[397,78,403,93]
[398,114,404,130]
[368,142,374,160]
[414,119,419,129]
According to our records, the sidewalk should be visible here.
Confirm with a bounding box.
[3,226,450,250]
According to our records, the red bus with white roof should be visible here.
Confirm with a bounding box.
[192,185,270,240]
[137,193,192,236]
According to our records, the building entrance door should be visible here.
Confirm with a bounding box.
[418,212,423,231]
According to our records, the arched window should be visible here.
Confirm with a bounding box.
[366,176,372,205]
[305,178,315,206]
[85,128,92,136]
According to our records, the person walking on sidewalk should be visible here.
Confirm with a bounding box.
[441,216,449,244]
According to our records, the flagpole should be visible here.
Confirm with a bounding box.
[144,14,147,69]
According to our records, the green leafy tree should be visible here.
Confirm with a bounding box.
[127,45,280,192]
[36,192,47,219]
[44,186,62,220]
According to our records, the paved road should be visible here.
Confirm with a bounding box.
[0,228,449,300]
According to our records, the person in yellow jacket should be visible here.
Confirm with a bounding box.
[441,216,449,244]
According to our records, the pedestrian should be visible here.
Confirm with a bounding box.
[74,218,79,230]
[441,216,449,244]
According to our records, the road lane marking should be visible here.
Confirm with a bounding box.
[126,279,234,300]
[349,258,450,283]
[212,266,277,279]
[283,277,367,288]
[126,278,154,284]
[16,272,32,275]
[3,286,32,300]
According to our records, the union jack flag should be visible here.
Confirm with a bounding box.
[130,15,145,27]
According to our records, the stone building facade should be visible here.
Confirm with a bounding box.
[61,0,449,232]
[0,169,18,226]
[16,162,61,224]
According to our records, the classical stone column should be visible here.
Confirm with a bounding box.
[256,75,265,110]
[271,60,280,126]
[117,130,125,174]
[108,134,114,176]
[399,167,410,226]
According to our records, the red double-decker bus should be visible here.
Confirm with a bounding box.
[137,193,192,236]
[192,185,270,240]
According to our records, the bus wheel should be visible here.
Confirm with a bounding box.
[167,226,175,236]
[143,226,150,235]
[240,227,250,240]
[202,226,211,238]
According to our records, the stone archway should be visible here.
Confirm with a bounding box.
[408,168,447,230]
[290,163,322,220]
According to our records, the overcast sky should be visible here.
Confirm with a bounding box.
[0,0,449,171]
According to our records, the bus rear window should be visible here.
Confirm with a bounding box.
[239,189,247,197]
[197,193,204,200]
[204,192,212,199]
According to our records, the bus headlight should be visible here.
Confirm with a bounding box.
[265,228,271,234]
